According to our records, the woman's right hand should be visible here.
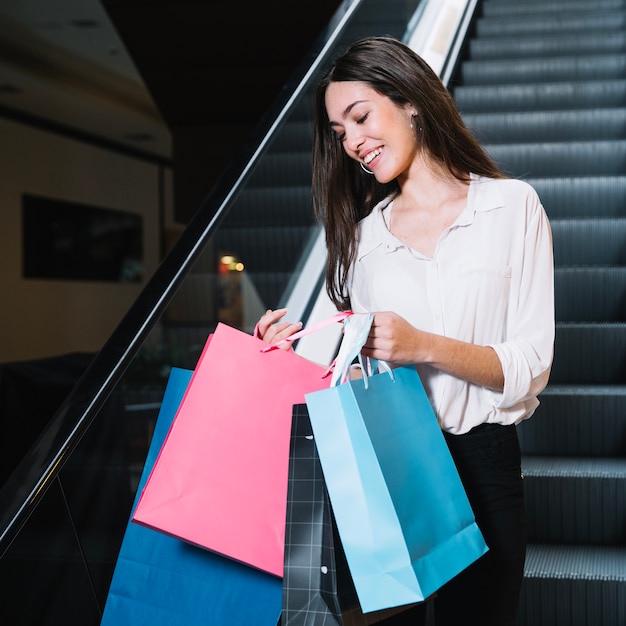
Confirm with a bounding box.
[254,308,303,348]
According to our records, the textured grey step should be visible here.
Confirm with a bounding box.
[522,456,626,544]
[224,186,313,227]
[517,544,626,626]
[485,140,626,178]
[268,121,313,152]
[551,217,626,265]
[248,152,312,186]
[464,109,626,143]
[519,385,626,456]
[476,12,626,39]
[482,0,626,18]
[527,176,626,219]
[555,267,626,322]
[454,80,626,113]
[469,32,626,61]
[551,323,626,384]
[461,55,626,86]
[523,543,626,581]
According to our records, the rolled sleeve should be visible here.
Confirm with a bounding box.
[490,340,552,409]
[489,187,555,410]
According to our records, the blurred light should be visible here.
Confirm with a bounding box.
[219,255,244,272]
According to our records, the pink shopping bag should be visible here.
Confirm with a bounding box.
[102,367,282,626]
[132,313,349,577]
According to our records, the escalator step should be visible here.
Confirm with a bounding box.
[551,323,626,384]
[485,140,626,177]
[268,120,313,152]
[518,544,626,626]
[469,32,626,60]
[528,176,626,219]
[551,217,626,265]
[555,267,626,322]
[475,12,626,39]
[519,385,626,457]
[461,55,626,86]
[454,80,626,113]
[464,109,626,143]
[224,186,313,227]
[248,152,312,187]
[522,456,626,544]
[482,0,626,18]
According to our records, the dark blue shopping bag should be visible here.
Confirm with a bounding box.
[101,367,282,626]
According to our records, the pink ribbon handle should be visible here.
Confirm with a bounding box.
[259,311,352,353]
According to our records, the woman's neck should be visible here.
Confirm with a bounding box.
[395,158,469,216]
[389,162,470,258]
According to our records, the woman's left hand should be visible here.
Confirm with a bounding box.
[254,308,303,348]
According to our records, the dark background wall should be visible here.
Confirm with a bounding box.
[102,0,344,223]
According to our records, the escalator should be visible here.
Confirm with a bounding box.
[453,1,626,624]
[4,1,624,624]
[0,1,425,624]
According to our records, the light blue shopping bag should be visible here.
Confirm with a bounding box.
[304,316,488,614]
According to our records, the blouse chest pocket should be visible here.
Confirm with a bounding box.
[454,263,512,299]
[441,264,513,340]
[456,264,512,281]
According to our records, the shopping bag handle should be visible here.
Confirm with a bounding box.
[259,311,353,352]
[357,355,395,389]
[331,314,395,389]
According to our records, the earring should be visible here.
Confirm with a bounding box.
[360,162,374,175]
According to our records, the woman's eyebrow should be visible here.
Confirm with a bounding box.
[328,100,368,126]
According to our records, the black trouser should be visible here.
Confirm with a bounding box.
[377,423,526,626]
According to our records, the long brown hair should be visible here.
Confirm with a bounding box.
[312,36,504,310]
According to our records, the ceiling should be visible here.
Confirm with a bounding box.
[0,0,343,161]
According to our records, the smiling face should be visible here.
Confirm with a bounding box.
[325,80,419,184]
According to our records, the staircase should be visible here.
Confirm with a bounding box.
[453,1,626,624]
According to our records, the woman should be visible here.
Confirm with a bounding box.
[257,36,554,625]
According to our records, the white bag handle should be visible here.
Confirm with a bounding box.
[331,313,394,388]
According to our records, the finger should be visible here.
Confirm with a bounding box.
[264,321,289,343]
[256,308,288,339]
[263,308,288,327]
[271,321,303,348]
[278,321,302,335]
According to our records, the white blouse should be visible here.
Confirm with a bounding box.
[348,175,555,434]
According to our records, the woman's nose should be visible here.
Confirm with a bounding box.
[345,129,364,152]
